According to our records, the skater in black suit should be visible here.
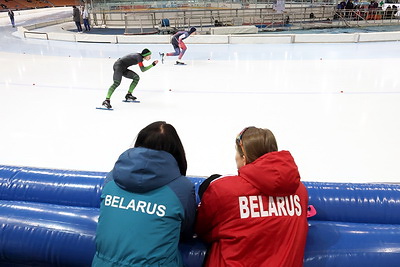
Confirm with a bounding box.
[101,49,158,109]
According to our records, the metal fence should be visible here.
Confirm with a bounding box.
[88,0,337,12]
[89,5,400,34]
[91,6,333,29]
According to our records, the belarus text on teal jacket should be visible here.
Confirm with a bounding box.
[92,147,196,267]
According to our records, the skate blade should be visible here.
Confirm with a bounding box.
[122,100,140,103]
[96,107,114,111]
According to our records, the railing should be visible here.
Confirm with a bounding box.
[89,0,337,12]
[90,7,400,34]
[333,9,400,26]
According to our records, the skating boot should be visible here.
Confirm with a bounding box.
[175,61,185,65]
[102,99,112,109]
[125,93,137,101]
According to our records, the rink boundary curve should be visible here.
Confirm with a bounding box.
[18,22,400,44]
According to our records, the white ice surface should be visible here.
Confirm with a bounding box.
[1,8,400,183]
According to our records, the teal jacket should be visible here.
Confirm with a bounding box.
[92,147,196,267]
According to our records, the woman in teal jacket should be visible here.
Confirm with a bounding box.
[93,121,196,267]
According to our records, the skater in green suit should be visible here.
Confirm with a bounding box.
[102,48,158,109]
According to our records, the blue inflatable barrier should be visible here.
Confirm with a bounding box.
[0,165,104,208]
[0,201,97,266]
[0,165,400,266]
[305,220,400,267]
[306,181,400,224]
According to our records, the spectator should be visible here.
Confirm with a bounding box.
[338,0,346,9]
[92,121,196,266]
[214,19,223,26]
[393,5,398,17]
[8,9,15,28]
[346,0,354,9]
[72,6,82,33]
[385,5,393,19]
[369,0,379,9]
[81,5,90,31]
[196,126,309,266]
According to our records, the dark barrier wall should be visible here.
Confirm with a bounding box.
[0,165,400,266]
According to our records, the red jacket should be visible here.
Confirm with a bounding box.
[195,151,308,267]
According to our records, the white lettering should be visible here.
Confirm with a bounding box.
[105,195,112,206]
[126,199,135,210]
[111,196,120,208]
[268,196,278,216]
[238,195,303,219]
[285,195,294,216]
[156,205,166,217]
[259,196,269,217]
[136,200,146,213]
[276,197,287,216]
[294,195,302,216]
[239,196,250,218]
[249,196,260,218]
[104,195,166,217]
[119,197,128,209]
[146,202,156,215]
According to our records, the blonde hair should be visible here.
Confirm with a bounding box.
[236,127,278,164]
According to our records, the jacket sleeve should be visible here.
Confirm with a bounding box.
[168,176,197,241]
[195,182,222,243]
[180,183,197,241]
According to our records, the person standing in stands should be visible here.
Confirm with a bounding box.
[93,121,196,267]
[72,6,82,33]
[160,27,196,65]
[101,48,158,109]
[81,5,90,31]
[196,126,309,267]
[8,9,15,28]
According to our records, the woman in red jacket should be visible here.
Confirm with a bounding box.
[196,126,309,267]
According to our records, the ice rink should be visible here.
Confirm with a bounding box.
[1,8,400,183]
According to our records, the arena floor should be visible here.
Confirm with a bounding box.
[1,8,400,183]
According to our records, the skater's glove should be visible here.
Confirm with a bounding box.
[152,60,158,66]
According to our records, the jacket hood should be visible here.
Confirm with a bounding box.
[239,150,300,196]
[108,147,182,193]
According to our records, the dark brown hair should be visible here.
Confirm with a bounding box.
[134,121,187,175]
